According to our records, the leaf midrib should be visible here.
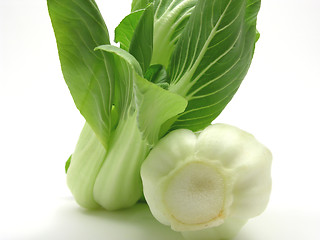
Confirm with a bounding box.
[169,0,233,96]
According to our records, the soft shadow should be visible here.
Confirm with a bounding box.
[234,231,255,240]
[27,198,184,240]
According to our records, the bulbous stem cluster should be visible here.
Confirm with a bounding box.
[67,112,149,210]
[141,123,272,238]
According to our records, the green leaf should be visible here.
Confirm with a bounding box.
[134,73,187,145]
[144,64,167,84]
[47,0,112,149]
[89,45,186,209]
[96,45,187,146]
[131,0,153,11]
[94,45,142,124]
[245,0,261,25]
[255,30,260,43]
[95,45,143,76]
[65,154,72,173]
[67,45,146,210]
[114,10,145,51]
[167,0,261,131]
[144,64,169,89]
[129,4,154,73]
[151,0,197,67]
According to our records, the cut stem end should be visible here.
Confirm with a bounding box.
[163,161,226,231]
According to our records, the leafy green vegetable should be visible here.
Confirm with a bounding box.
[64,43,187,210]
[48,0,266,234]
[48,0,186,209]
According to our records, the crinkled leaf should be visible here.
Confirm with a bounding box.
[167,0,261,131]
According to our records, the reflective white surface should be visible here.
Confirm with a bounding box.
[1,0,320,239]
[2,197,320,240]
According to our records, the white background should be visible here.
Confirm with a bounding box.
[1,0,320,239]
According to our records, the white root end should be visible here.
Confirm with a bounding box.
[163,161,226,231]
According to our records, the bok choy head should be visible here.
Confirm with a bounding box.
[47,1,269,239]
[141,124,272,238]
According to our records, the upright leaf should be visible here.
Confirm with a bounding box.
[47,0,112,148]
[131,0,153,11]
[152,0,197,67]
[115,10,145,51]
[86,45,187,209]
[129,4,154,73]
[96,45,187,146]
[66,44,146,211]
[167,0,261,131]
[94,45,142,122]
